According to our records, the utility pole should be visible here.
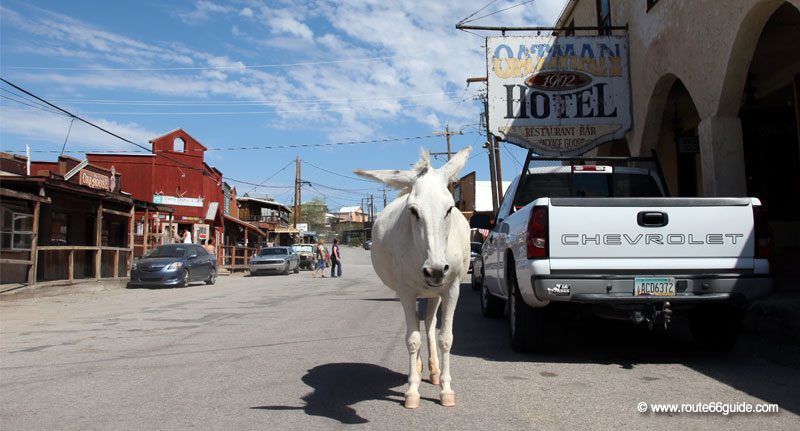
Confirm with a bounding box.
[493,137,504,202]
[294,156,301,228]
[432,125,463,160]
[380,187,388,209]
[369,194,374,221]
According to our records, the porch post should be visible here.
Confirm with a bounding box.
[27,188,43,286]
[128,204,134,272]
[95,201,103,280]
[143,209,150,253]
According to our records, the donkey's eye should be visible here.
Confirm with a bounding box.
[445,206,454,217]
[409,207,420,219]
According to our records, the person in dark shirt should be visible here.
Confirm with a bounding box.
[330,238,342,277]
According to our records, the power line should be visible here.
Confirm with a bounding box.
[1,54,412,72]
[245,159,295,194]
[10,132,476,154]
[458,0,499,25]
[463,0,537,24]
[45,91,461,106]
[302,160,373,183]
[0,94,69,116]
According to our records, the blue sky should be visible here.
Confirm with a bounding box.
[0,0,565,210]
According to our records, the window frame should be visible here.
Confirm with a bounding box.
[1,206,34,251]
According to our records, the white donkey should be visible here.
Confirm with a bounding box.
[354,147,471,409]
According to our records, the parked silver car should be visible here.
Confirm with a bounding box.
[249,246,300,275]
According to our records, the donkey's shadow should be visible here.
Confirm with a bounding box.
[253,363,419,424]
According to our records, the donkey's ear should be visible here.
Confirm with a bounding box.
[353,169,415,191]
[440,146,472,183]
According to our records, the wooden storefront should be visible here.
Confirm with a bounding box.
[1,154,134,289]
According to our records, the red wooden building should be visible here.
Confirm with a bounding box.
[87,128,226,253]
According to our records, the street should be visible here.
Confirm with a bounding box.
[1,247,798,430]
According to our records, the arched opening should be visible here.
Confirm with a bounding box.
[653,79,702,197]
[738,2,800,284]
[173,137,185,153]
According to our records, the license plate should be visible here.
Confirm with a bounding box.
[634,277,675,296]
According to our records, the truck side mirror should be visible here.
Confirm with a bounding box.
[470,214,494,230]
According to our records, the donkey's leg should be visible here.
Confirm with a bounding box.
[424,297,442,385]
[400,294,422,409]
[438,285,460,407]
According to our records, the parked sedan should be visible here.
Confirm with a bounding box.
[249,246,300,275]
[363,240,373,250]
[128,243,217,288]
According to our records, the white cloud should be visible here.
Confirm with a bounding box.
[0,105,159,152]
[178,0,235,23]
[240,7,254,18]
[262,8,314,40]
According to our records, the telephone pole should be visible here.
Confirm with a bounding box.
[294,156,301,228]
[369,194,374,221]
[380,187,388,209]
[432,125,463,160]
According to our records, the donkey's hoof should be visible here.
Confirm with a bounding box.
[404,393,421,409]
[440,391,456,407]
[430,373,441,385]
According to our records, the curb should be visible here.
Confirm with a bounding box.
[0,279,128,302]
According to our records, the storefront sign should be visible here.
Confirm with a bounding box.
[487,35,631,155]
[152,195,203,207]
[79,169,112,191]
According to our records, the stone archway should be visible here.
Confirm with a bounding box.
[721,0,800,287]
[644,78,703,197]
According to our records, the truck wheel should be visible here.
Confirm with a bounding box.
[480,282,504,318]
[508,266,544,352]
[689,304,742,351]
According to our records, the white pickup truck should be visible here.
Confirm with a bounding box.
[470,156,772,352]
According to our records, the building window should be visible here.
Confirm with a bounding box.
[596,0,611,35]
[0,206,34,250]
[174,137,185,152]
[646,0,660,12]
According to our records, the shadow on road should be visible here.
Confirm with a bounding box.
[252,362,407,424]
[453,283,800,415]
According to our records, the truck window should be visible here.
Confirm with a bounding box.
[513,170,664,208]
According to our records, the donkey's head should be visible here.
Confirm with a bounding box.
[355,147,471,287]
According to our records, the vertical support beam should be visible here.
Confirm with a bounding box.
[68,250,74,282]
[143,209,150,254]
[114,250,119,278]
[494,138,504,202]
[27,188,42,286]
[486,139,498,212]
[95,201,103,280]
[128,204,134,272]
[698,116,747,197]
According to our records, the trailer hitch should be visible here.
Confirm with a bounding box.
[631,301,673,330]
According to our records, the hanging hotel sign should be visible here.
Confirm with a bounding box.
[79,169,112,191]
[487,35,631,155]
[153,195,203,207]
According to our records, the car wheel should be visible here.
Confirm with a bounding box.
[689,304,742,351]
[205,267,216,285]
[283,262,290,275]
[480,282,504,318]
[293,262,299,274]
[508,265,544,352]
[181,269,190,288]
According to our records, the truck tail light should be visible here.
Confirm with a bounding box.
[527,206,548,259]
[753,205,771,259]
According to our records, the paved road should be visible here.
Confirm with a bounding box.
[1,246,799,430]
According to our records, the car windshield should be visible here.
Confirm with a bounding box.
[259,248,288,256]
[145,245,188,258]
[292,245,314,253]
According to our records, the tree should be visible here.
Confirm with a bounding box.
[300,198,329,235]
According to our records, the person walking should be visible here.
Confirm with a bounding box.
[181,229,192,244]
[330,238,342,277]
[313,239,327,278]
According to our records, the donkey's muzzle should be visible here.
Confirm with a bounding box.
[422,264,449,287]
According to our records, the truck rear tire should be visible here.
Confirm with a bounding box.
[508,266,544,352]
[480,283,504,318]
[689,304,742,351]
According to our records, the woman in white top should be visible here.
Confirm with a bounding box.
[181,229,192,244]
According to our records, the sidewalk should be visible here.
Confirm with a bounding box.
[0,279,128,302]
[743,292,800,345]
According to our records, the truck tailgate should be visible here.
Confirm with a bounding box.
[547,198,755,268]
